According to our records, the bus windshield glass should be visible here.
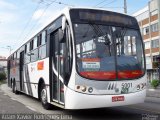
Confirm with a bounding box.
[74,23,145,80]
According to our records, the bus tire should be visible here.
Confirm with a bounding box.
[40,83,52,110]
[12,81,15,93]
[11,79,12,88]
[12,80,19,94]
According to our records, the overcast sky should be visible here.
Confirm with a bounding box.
[0,0,149,57]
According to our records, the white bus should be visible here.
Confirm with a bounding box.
[7,7,147,110]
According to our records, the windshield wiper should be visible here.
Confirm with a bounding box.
[91,24,113,56]
[114,27,127,55]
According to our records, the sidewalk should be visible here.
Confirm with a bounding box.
[146,84,160,98]
[147,88,160,98]
[145,84,160,103]
[145,96,160,104]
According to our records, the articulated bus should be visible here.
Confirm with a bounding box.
[7,7,146,110]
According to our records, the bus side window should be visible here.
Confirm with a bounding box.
[30,37,38,62]
[39,31,47,60]
[37,34,42,47]
[24,43,31,64]
[39,45,46,59]
[25,45,27,54]
[31,49,38,62]
[30,40,34,51]
[33,37,38,49]
[42,31,46,45]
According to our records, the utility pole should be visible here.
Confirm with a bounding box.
[124,0,127,14]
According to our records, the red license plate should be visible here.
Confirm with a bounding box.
[112,96,125,102]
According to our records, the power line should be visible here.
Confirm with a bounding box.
[23,0,74,41]
[44,0,74,7]
[93,0,106,7]
[104,6,123,8]
[99,0,117,8]
[14,0,74,48]
[16,2,41,44]
[23,0,56,42]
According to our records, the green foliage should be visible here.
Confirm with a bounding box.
[151,79,159,89]
[152,61,159,68]
[0,72,6,81]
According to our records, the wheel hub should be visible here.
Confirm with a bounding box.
[41,89,47,104]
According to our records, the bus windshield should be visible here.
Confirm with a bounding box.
[74,23,145,80]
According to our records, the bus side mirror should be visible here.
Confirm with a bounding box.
[27,52,34,56]
[58,28,66,43]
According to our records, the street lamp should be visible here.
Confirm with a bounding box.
[6,46,12,55]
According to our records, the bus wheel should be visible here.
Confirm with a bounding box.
[12,82,15,93]
[12,81,19,94]
[40,84,52,110]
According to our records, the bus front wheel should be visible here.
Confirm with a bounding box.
[40,84,52,110]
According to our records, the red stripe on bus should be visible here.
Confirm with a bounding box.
[80,70,143,80]
[80,71,116,80]
[118,70,143,79]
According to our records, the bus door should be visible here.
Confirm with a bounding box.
[19,51,24,91]
[51,30,64,104]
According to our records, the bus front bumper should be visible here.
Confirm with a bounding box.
[65,88,146,109]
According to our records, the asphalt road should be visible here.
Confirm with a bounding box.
[0,88,38,114]
[0,84,160,120]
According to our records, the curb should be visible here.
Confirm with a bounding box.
[145,97,160,104]
[146,89,160,98]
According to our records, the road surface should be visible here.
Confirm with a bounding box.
[0,84,160,120]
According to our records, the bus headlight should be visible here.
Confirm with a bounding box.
[81,86,87,92]
[76,85,87,92]
[76,85,94,93]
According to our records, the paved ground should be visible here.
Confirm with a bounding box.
[0,86,38,114]
[1,84,160,120]
[147,88,160,98]
[146,83,160,98]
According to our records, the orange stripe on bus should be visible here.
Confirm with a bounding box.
[81,58,100,62]
[37,61,44,70]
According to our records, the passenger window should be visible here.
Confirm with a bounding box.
[25,45,27,53]
[31,49,38,62]
[30,40,33,51]
[39,45,46,59]
[42,31,46,45]
[38,34,42,47]
[25,43,31,63]
[33,37,38,49]
[14,53,17,59]
[27,43,30,53]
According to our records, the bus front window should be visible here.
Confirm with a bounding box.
[74,23,145,80]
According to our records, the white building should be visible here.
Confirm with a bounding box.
[0,56,7,73]
[133,0,160,81]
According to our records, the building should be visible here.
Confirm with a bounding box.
[0,56,7,73]
[133,0,160,82]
